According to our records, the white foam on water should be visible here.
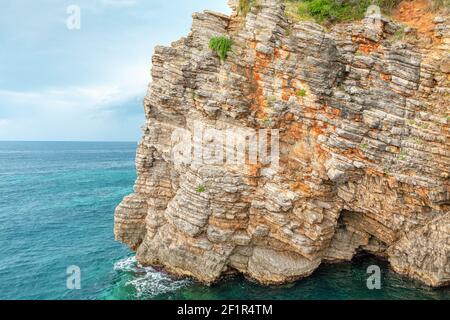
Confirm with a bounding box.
[113,256,137,272]
[114,256,191,298]
[126,268,191,298]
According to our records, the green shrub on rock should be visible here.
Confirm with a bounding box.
[209,36,233,62]
[285,0,404,25]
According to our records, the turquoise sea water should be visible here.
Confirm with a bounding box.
[0,141,448,300]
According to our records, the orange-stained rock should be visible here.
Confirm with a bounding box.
[115,0,449,287]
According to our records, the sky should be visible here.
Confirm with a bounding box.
[0,0,230,141]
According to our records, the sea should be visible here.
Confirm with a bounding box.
[0,141,448,300]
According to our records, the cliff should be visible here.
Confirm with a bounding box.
[115,0,449,287]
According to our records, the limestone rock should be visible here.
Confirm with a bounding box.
[247,247,321,284]
[115,0,450,287]
[388,214,450,288]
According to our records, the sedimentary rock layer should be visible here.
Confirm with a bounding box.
[115,0,449,287]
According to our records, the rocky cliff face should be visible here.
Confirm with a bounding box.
[115,0,449,287]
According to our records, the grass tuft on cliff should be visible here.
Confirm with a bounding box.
[209,36,233,62]
[196,185,206,193]
[287,0,403,25]
[296,88,307,97]
[239,0,447,27]
[431,0,450,12]
[238,0,256,16]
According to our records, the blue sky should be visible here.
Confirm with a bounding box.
[0,0,230,141]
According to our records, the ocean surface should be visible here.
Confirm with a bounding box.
[0,141,448,300]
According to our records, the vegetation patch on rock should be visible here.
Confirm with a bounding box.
[286,0,404,25]
[209,36,233,62]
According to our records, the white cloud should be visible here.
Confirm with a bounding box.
[100,0,140,7]
[0,119,11,127]
[0,85,145,141]
[0,65,149,141]
[0,85,136,112]
[0,0,232,141]
[0,62,149,112]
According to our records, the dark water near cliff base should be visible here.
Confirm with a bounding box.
[0,141,448,300]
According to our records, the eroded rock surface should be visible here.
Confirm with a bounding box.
[115,0,449,287]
